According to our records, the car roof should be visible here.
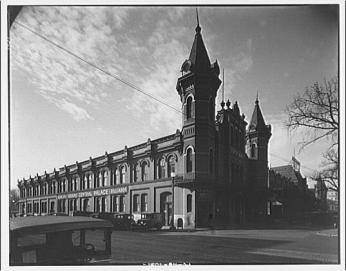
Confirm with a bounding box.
[10,216,113,235]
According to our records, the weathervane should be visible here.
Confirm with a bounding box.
[196,7,199,26]
[195,7,201,32]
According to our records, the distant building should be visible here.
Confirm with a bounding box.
[17,21,272,228]
[269,157,315,218]
[327,190,338,212]
[314,178,328,211]
[271,158,308,191]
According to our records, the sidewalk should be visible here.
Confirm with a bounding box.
[314,228,338,237]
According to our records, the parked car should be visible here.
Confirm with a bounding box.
[72,211,94,217]
[137,213,163,230]
[96,213,137,231]
[10,216,113,265]
[112,214,137,230]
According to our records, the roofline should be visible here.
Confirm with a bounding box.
[20,130,182,183]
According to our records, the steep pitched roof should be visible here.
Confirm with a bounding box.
[272,165,299,184]
[188,24,211,74]
[248,99,266,131]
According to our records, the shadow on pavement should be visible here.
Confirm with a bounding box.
[110,231,338,265]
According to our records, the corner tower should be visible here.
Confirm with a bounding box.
[246,97,271,217]
[246,97,271,167]
[176,22,221,182]
[176,21,221,227]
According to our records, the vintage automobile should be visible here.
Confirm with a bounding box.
[111,214,137,230]
[137,213,163,230]
[10,216,113,265]
[72,211,94,217]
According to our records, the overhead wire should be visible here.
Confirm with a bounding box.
[13,21,184,116]
[13,20,320,178]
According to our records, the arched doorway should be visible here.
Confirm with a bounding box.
[101,197,106,212]
[83,198,89,212]
[160,192,172,226]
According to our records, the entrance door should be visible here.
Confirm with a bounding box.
[83,198,89,212]
[50,201,55,213]
[160,192,172,226]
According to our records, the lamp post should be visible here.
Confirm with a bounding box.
[171,172,176,230]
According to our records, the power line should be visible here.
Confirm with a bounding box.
[12,22,320,176]
[13,21,184,116]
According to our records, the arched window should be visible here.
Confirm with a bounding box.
[104,171,108,186]
[88,174,92,189]
[186,96,192,119]
[133,164,138,183]
[115,169,119,185]
[251,143,256,158]
[83,175,87,190]
[209,149,213,174]
[141,194,148,212]
[120,166,126,184]
[133,194,139,212]
[141,161,148,181]
[186,148,193,173]
[96,172,101,188]
[187,194,192,213]
[158,158,165,179]
[168,156,176,177]
[209,97,214,121]
[111,169,116,185]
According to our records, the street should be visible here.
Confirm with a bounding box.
[109,228,338,264]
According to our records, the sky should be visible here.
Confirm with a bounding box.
[9,5,339,189]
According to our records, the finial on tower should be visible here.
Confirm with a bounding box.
[256,91,259,104]
[226,99,231,108]
[195,8,201,33]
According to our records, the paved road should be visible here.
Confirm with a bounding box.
[109,228,338,264]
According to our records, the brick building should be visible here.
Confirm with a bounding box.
[17,21,271,229]
[269,157,315,219]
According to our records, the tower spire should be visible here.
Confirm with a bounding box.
[249,95,266,131]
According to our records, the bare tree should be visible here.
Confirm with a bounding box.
[317,148,338,192]
[286,77,338,149]
[286,77,339,192]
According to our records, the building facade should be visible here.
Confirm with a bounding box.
[269,157,315,219]
[17,22,272,229]
[327,190,338,212]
